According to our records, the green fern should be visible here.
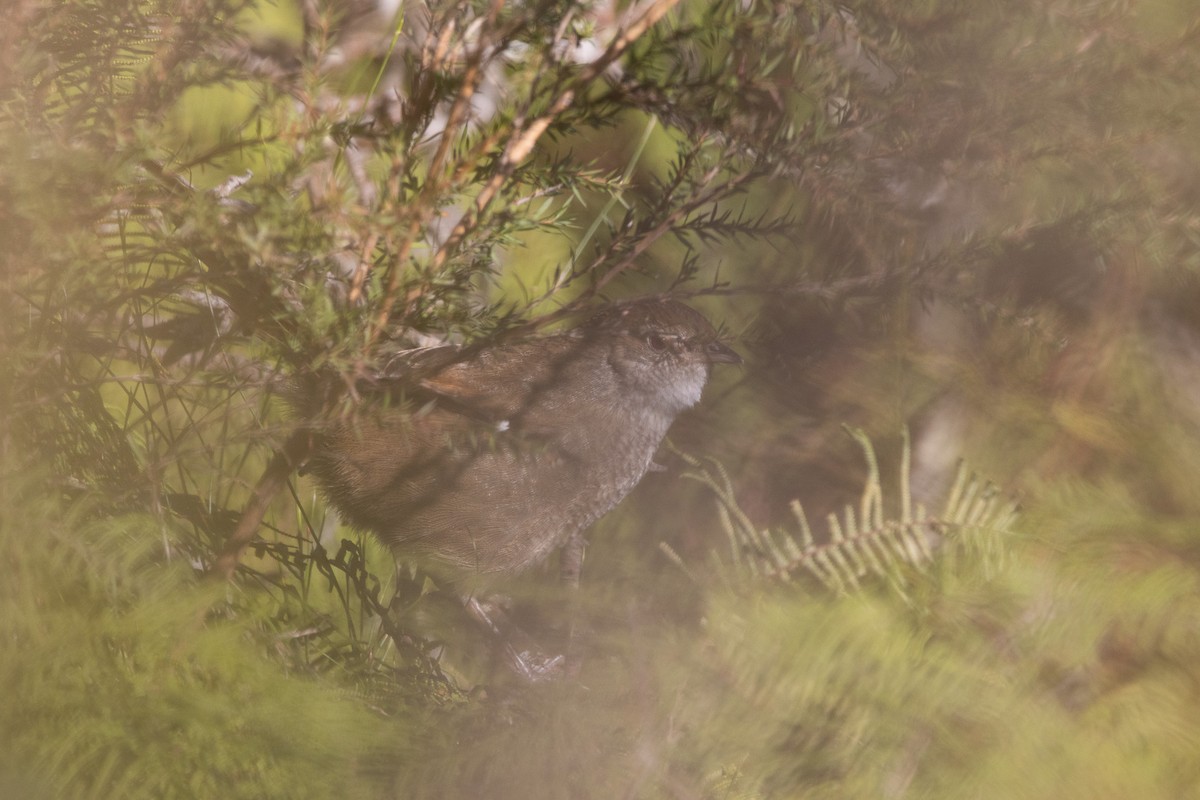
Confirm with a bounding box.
[675,429,1019,599]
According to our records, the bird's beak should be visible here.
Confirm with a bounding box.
[705,340,743,365]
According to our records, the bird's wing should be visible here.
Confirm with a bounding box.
[375,336,585,434]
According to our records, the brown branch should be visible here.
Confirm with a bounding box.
[367,0,683,348]
[422,0,685,285]
[587,0,682,79]
[348,231,380,304]
[213,428,314,580]
[365,4,500,348]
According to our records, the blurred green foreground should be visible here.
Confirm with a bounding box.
[4,0,1200,797]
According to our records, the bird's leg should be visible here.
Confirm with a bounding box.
[463,595,565,682]
[558,530,587,676]
[459,532,586,683]
[560,530,587,590]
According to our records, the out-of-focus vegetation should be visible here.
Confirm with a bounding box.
[4,0,1200,797]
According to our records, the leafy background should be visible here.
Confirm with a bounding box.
[4,0,1200,797]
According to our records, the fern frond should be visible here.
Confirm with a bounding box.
[684,429,1018,598]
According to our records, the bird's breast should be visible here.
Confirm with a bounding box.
[555,408,673,529]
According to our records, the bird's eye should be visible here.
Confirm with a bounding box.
[646,333,668,351]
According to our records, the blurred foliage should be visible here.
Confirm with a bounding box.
[0,475,402,799]
[4,0,1200,797]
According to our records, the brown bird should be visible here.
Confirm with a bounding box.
[307,298,740,593]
